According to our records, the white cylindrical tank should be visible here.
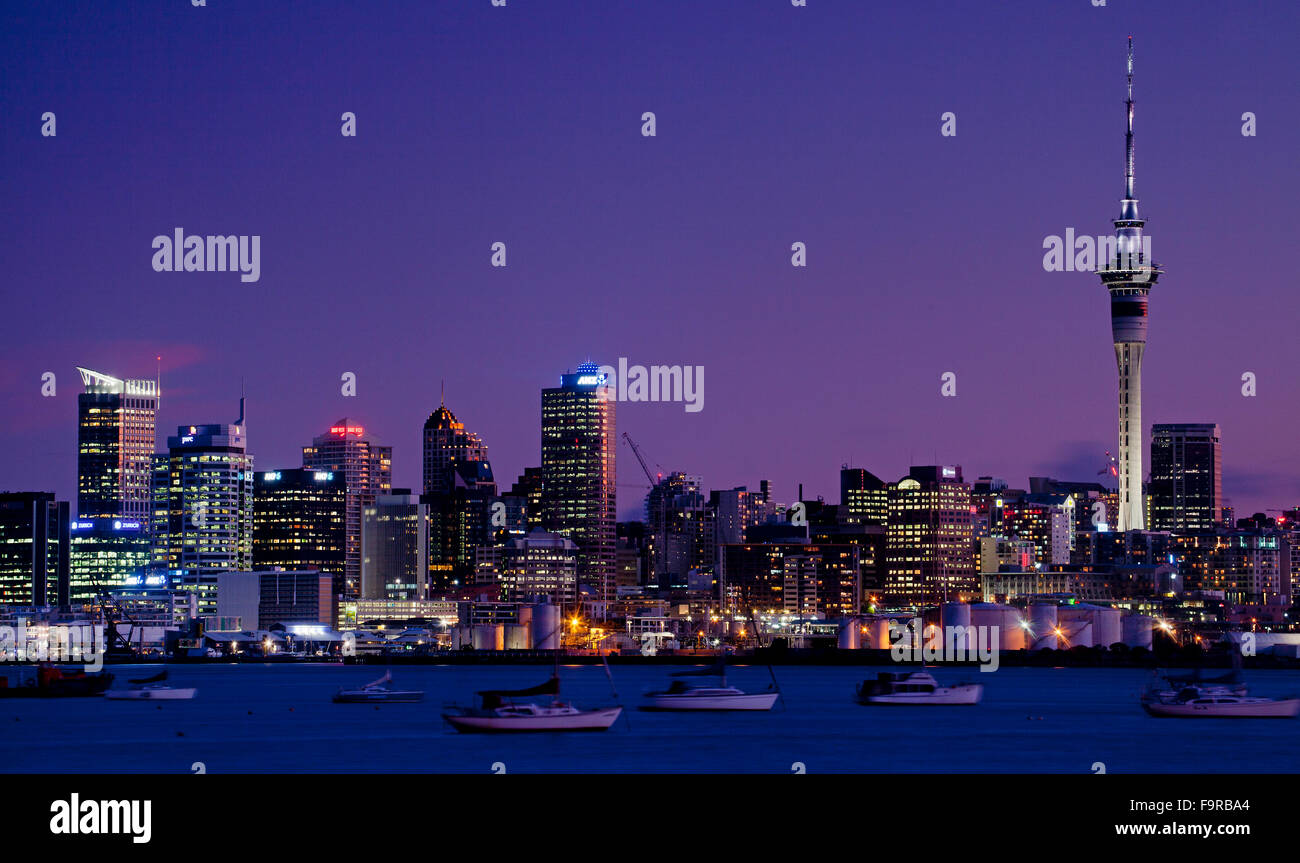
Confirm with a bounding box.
[1030,603,1059,650]
[838,620,861,650]
[532,604,561,650]
[517,605,533,629]
[504,623,530,651]
[1065,619,1093,649]
[1122,614,1154,650]
[941,602,973,653]
[729,620,747,640]
[452,624,473,649]
[1094,606,1122,649]
[471,625,496,651]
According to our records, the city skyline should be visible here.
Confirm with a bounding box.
[3,1,1298,521]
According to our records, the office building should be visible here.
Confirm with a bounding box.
[253,468,347,594]
[361,492,429,601]
[0,492,70,607]
[76,367,159,530]
[154,405,254,613]
[1150,423,1223,532]
[884,466,975,604]
[302,420,391,598]
[540,363,616,610]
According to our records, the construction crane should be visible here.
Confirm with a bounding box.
[621,432,662,486]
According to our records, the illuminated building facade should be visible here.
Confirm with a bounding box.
[424,460,497,593]
[1150,423,1223,532]
[253,468,347,596]
[884,465,975,605]
[76,367,159,530]
[840,467,888,526]
[0,492,70,607]
[500,528,579,606]
[540,364,616,610]
[302,420,392,599]
[717,542,860,618]
[154,410,254,613]
[361,492,429,601]
[69,520,152,602]
[423,402,488,496]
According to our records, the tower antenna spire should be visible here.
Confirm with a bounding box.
[1125,36,1136,200]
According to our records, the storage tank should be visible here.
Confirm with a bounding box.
[729,620,747,640]
[1064,619,1093,649]
[1094,606,1122,649]
[1122,614,1154,650]
[452,624,474,649]
[1029,603,1059,650]
[860,617,891,650]
[941,602,973,653]
[838,620,861,650]
[532,604,561,650]
[517,605,533,629]
[504,623,530,651]
[471,625,500,651]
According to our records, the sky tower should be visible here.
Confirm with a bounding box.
[1100,37,1161,532]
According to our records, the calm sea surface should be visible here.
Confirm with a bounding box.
[3,664,1298,774]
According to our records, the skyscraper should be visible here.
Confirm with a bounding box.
[302,419,392,598]
[253,468,347,587]
[361,492,429,601]
[76,367,159,528]
[540,363,616,611]
[154,404,254,612]
[0,492,70,607]
[1150,423,1223,532]
[1099,38,1161,532]
[884,466,975,605]
[423,400,487,496]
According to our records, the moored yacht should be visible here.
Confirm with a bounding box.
[442,674,621,733]
[856,671,982,705]
[333,670,424,703]
[1141,685,1300,718]
[105,670,197,700]
[642,659,779,711]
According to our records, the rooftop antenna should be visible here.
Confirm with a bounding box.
[441,379,445,408]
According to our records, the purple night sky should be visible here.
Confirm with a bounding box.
[2,0,1297,521]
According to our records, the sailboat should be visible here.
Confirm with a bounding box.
[105,669,197,701]
[441,673,622,733]
[332,670,424,703]
[642,656,780,711]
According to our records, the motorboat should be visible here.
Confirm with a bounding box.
[443,674,622,733]
[105,670,197,700]
[856,670,982,705]
[1142,685,1300,718]
[0,664,113,698]
[642,659,779,711]
[333,670,424,703]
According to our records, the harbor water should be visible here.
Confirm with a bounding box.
[3,664,1298,773]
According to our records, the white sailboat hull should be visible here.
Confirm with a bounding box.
[861,685,983,705]
[443,706,622,733]
[1143,698,1300,718]
[642,692,779,711]
[105,687,197,701]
